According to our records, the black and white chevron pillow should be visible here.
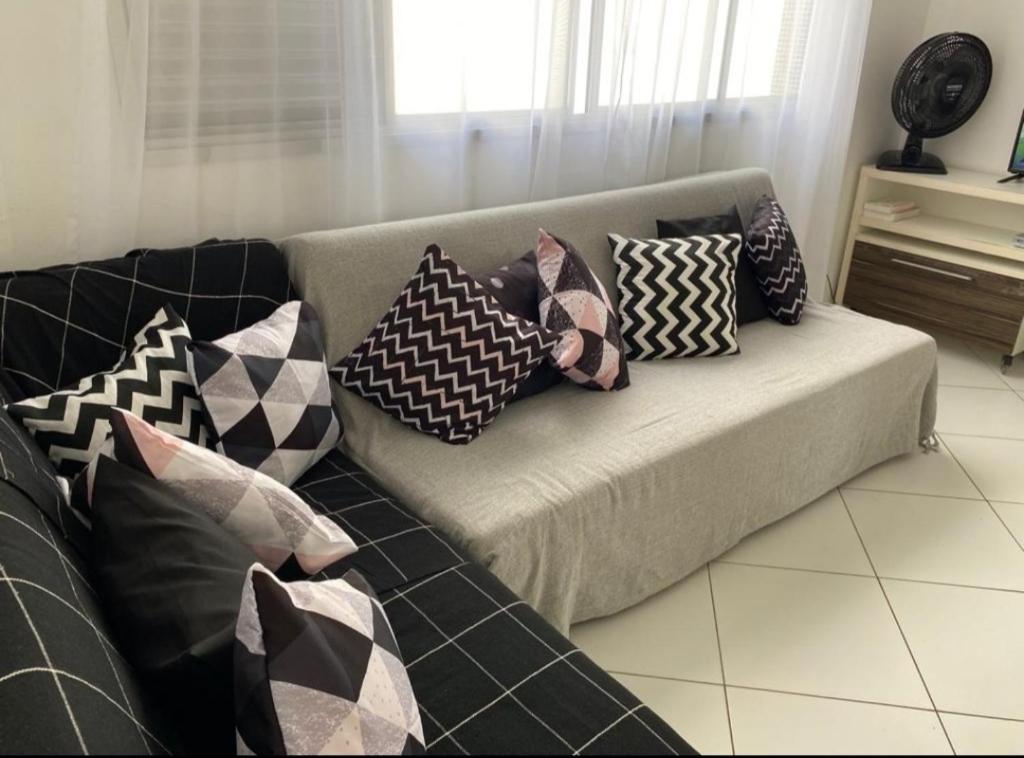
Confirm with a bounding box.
[332,245,558,444]
[5,305,208,476]
[744,196,808,325]
[608,233,741,359]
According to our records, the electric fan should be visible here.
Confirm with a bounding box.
[877,32,992,174]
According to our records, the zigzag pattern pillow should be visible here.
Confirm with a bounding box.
[333,245,558,444]
[5,305,208,475]
[744,196,808,325]
[609,233,742,359]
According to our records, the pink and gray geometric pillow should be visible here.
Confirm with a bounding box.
[189,301,342,486]
[5,305,209,476]
[333,245,560,444]
[536,230,629,391]
[234,564,425,755]
[78,409,357,575]
[744,196,808,325]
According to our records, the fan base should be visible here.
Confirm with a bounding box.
[876,149,947,174]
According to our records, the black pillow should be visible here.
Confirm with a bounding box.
[0,238,293,400]
[657,208,769,325]
[90,456,256,754]
[476,250,563,401]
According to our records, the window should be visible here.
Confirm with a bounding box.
[146,0,345,146]
[145,0,814,145]
[390,0,813,118]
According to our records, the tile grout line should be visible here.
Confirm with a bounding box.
[938,430,1024,444]
[961,340,1022,392]
[605,669,1024,726]
[704,564,735,756]
[839,486,985,504]
[937,432,1024,555]
[835,487,957,755]
[713,558,1024,597]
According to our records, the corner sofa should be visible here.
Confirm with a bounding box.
[284,167,939,632]
[0,242,693,754]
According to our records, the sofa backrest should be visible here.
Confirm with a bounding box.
[282,167,774,366]
[0,239,293,401]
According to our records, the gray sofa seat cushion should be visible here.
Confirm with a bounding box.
[335,303,938,632]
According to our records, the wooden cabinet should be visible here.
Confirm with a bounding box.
[836,167,1024,364]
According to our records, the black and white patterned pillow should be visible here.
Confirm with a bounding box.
[608,233,742,359]
[189,301,342,486]
[333,245,558,444]
[234,564,426,755]
[744,196,808,325]
[5,305,208,476]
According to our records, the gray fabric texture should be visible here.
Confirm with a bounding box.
[283,168,774,364]
[282,169,939,633]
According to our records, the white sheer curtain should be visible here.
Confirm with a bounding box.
[73,0,871,298]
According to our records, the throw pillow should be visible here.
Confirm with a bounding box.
[657,207,769,325]
[536,230,629,391]
[333,245,559,444]
[78,409,356,575]
[189,300,342,486]
[90,455,258,754]
[608,233,742,358]
[5,305,208,476]
[744,196,808,325]
[235,564,426,755]
[475,250,563,401]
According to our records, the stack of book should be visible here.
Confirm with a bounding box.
[863,199,920,222]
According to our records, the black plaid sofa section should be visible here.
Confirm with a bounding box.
[292,450,696,756]
[0,405,177,755]
[0,238,294,401]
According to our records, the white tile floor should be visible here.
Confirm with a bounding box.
[570,333,1024,755]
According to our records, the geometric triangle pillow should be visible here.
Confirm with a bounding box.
[536,230,630,392]
[77,409,357,576]
[234,564,426,756]
[189,301,342,486]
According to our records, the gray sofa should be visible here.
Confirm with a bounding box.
[283,167,938,633]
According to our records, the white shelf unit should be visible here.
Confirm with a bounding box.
[836,166,1024,361]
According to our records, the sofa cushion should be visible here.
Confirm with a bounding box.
[189,300,342,485]
[608,233,742,359]
[90,456,255,754]
[234,565,426,755]
[78,409,356,575]
[290,450,694,756]
[0,456,178,754]
[334,245,559,444]
[537,230,629,391]
[6,306,209,476]
[0,238,293,401]
[476,250,564,402]
[335,303,938,631]
[744,196,809,325]
[657,208,769,325]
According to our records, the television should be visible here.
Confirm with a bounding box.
[1009,107,1024,175]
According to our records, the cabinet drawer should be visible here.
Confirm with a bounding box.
[844,241,1024,351]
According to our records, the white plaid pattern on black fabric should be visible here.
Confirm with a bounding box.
[0,239,294,401]
[293,450,695,756]
[0,402,178,755]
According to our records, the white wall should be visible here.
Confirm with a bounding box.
[825,0,932,296]
[827,0,1024,291]
[0,2,81,269]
